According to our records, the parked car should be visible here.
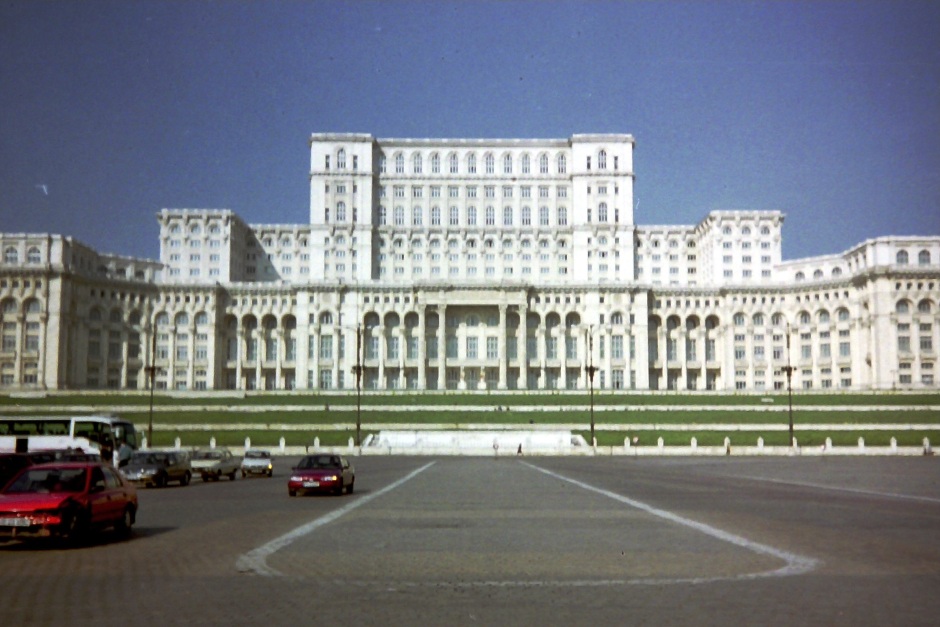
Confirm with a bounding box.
[241,449,274,478]
[191,448,240,482]
[288,454,354,496]
[122,451,192,488]
[0,461,137,543]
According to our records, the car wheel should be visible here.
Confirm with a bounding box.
[59,507,87,545]
[114,506,134,537]
[180,471,191,486]
[155,474,167,489]
[267,470,273,478]
[334,483,344,496]
[288,489,296,497]
[347,479,354,494]
[228,470,237,481]
[201,473,209,482]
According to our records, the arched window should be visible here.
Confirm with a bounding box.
[89,307,102,322]
[1,299,16,314]
[795,271,805,281]
[556,153,566,173]
[832,267,843,276]
[27,247,41,264]
[503,154,512,174]
[337,149,346,169]
[918,300,933,313]
[3,247,17,264]
[539,154,549,174]
[799,311,811,325]
[598,202,608,222]
[611,312,624,325]
[896,250,909,265]
[813,269,824,279]
[761,226,770,235]
[521,153,530,174]
[919,250,931,266]
[25,299,41,315]
[336,201,346,222]
[502,206,513,226]
[753,313,764,326]
[837,308,850,322]
[465,153,475,173]
[485,153,495,174]
[598,150,607,169]
[733,313,745,327]
[818,310,830,324]
[109,309,123,323]
[413,152,422,174]
[195,312,209,326]
[319,312,333,325]
[742,227,751,236]
[431,153,440,173]
[771,313,785,327]
[155,312,169,327]
[175,312,189,327]
[395,153,404,174]
[896,300,910,314]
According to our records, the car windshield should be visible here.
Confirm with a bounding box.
[130,452,166,465]
[3,468,87,494]
[298,455,341,469]
[245,451,269,459]
[194,451,223,460]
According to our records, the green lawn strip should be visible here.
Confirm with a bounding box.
[115,408,940,426]
[149,428,940,449]
[3,392,940,408]
[583,430,940,447]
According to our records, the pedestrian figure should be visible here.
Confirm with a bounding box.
[517,444,523,456]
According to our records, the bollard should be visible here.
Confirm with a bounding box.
[245,437,251,450]
[691,437,697,449]
[858,437,865,451]
[314,436,320,448]
[890,437,898,452]
[657,437,664,450]
[724,437,731,456]
[624,437,631,448]
[279,437,286,452]
[348,437,354,449]
[825,437,832,452]
[174,437,181,450]
[757,437,764,450]
[141,436,148,450]
[210,437,216,449]
[923,438,933,456]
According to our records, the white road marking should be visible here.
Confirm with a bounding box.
[236,461,436,576]
[738,476,940,504]
[523,462,820,582]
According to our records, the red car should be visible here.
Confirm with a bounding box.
[288,454,355,496]
[0,461,138,543]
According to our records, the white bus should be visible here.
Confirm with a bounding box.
[0,415,139,464]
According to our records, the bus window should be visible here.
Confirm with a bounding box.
[113,423,138,449]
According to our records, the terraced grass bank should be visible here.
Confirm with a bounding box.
[3,391,939,454]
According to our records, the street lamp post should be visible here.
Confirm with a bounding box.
[586,327,597,447]
[783,322,795,447]
[354,323,363,446]
[147,320,157,447]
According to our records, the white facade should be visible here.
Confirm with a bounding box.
[1,133,938,392]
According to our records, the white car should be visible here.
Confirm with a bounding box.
[191,448,240,481]
[240,450,274,478]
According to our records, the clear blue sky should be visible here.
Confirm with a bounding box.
[2,0,938,261]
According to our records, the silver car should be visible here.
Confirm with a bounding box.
[240,449,274,478]
[191,448,240,482]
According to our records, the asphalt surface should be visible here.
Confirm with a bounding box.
[1,456,939,626]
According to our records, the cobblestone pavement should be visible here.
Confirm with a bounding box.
[1,456,939,626]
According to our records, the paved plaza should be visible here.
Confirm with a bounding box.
[2,456,939,626]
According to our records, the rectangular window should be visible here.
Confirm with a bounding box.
[319,335,333,360]
[486,337,498,359]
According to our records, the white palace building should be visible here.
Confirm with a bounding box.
[1,133,939,393]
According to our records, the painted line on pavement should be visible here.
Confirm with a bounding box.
[236,461,436,576]
[738,475,940,504]
[522,462,820,582]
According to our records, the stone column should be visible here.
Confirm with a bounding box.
[518,305,528,390]
[377,324,386,390]
[437,305,447,390]
[498,304,507,389]
[417,305,427,390]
